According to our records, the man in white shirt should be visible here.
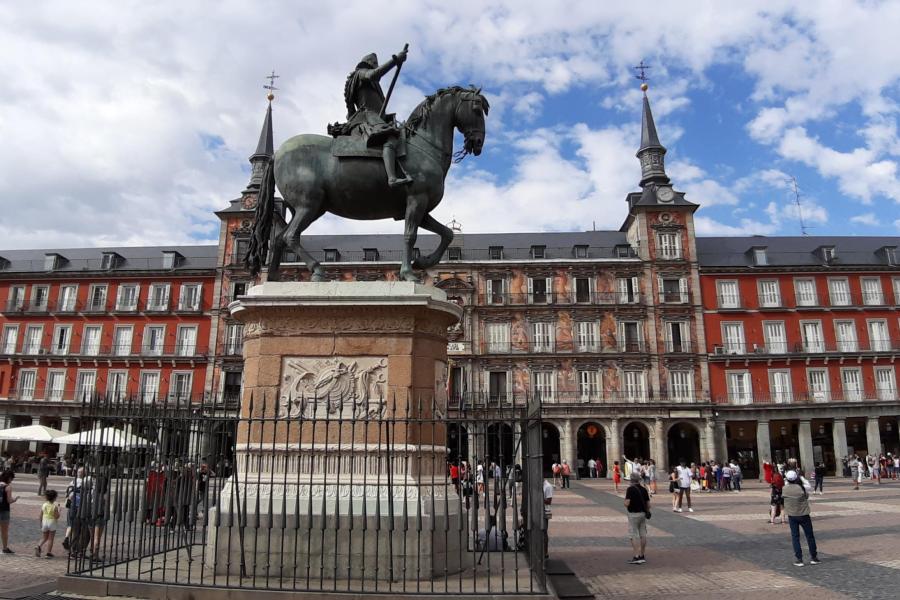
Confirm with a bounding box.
[587,458,597,478]
[675,462,694,513]
[542,479,554,558]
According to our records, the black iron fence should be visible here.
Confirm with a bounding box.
[63,393,547,595]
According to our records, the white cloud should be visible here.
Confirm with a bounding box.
[850,212,879,227]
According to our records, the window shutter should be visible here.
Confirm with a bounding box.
[545,277,552,303]
[486,279,492,301]
[631,277,640,302]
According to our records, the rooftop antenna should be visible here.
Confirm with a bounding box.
[787,175,809,236]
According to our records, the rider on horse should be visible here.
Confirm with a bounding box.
[333,47,413,188]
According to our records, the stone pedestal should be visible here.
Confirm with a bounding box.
[210,282,463,581]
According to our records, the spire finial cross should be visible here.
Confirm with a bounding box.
[633,60,651,83]
[264,70,279,100]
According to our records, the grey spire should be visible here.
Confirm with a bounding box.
[635,87,669,187]
[244,100,274,193]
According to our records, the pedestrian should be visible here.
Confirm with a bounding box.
[587,458,597,478]
[0,470,18,553]
[612,461,622,493]
[449,461,460,494]
[721,462,733,491]
[62,466,86,554]
[624,472,650,565]
[813,462,826,494]
[731,460,743,492]
[769,468,785,525]
[476,462,485,495]
[35,489,60,558]
[763,460,774,484]
[560,461,571,489]
[782,470,820,567]
[675,462,693,512]
[668,467,679,511]
[542,478,553,559]
[894,455,900,480]
[37,455,50,495]
[648,460,657,495]
[551,462,561,488]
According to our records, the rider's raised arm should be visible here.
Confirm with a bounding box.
[368,50,405,82]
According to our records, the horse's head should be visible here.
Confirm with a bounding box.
[454,86,489,157]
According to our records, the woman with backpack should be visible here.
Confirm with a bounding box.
[61,466,85,554]
[0,470,19,553]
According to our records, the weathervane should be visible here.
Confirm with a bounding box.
[633,60,651,92]
[264,69,279,101]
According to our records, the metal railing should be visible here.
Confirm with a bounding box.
[482,340,646,354]
[0,344,209,359]
[1,299,202,315]
[716,390,899,405]
[479,291,644,306]
[450,391,704,407]
[63,393,547,594]
[711,339,900,356]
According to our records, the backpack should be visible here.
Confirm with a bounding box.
[67,481,82,510]
[0,483,9,512]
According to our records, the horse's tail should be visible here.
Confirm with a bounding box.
[245,159,275,277]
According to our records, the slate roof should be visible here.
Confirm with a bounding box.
[696,236,899,268]
[0,245,218,274]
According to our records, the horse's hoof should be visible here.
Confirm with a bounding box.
[399,271,418,282]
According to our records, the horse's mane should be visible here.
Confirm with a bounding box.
[407,85,489,134]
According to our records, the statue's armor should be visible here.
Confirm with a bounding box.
[343,53,402,148]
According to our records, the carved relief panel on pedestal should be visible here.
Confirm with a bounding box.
[279,356,388,419]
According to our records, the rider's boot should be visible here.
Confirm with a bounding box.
[383,143,412,187]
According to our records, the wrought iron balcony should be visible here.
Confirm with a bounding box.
[478,291,644,306]
[0,343,209,360]
[448,390,704,408]
[716,390,899,406]
[711,339,900,357]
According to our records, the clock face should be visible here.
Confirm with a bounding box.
[657,186,674,202]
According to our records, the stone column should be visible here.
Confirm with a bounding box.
[866,416,883,456]
[29,416,39,453]
[832,418,848,475]
[756,420,771,481]
[58,417,72,459]
[654,418,667,469]
[608,418,621,478]
[703,418,715,462]
[715,421,728,462]
[798,420,815,475]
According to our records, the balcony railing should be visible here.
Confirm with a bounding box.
[448,390,705,408]
[482,340,648,354]
[4,390,212,404]
[716,390,899,406]
[711,339,900,356]
[478,292,644,306]
[1,299,196,315]
[0,344,209,359]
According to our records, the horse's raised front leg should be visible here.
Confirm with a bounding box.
[283,203,327,281]
[400,195,427,282]
[412,213,454,269]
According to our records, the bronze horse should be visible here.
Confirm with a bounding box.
[247,86,489,281]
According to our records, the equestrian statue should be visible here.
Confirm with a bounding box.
[246,44,489,282]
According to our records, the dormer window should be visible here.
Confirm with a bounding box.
[162,251,182,270]
[489,246,504,260]
[323,249,340,262]
[100,252,120,270]
[752,247,768,266]
[820,246,836,264]
[44,253,63,271]
[448,247,462,261]
[615,245,634,259]
[530,245,546,259]
[574,245,589,259]
[0,257,8,270]
[363,248,379,262]
[882,246,897,266]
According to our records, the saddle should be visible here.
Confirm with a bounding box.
[331,131,407,159]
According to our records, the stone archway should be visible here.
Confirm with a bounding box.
[447,423,469,464]
[622,421,650,462]
[486,422,514,467]
[542,422,561,475]
[577,422,607,477]
[667,422,701,467]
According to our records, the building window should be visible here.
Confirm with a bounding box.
[716,280,740,308]
[666,321,690,353]
[576,321,598,352]
[47,370,66,402]
[448,247,462,261]
[758,280,781,307]
[574,277,592,303]
[44,254,60,271]
[1,325,18,354]
[801,321,824,353]
[485,322,510,353]
[884,247,897,266]
[807,369,830,403]
[531,371,555,402]
[323,248,340,262]
[147,283,170,311]
[23,325,43,354]
[622,370,646,403]
[18,370,37,400]
[762,321,787,354]
[178,283,202,311]
[489,246,504,260]
[752,247,768,266]
[107,370,128,402]
[617,321,643,352]
[232,238,249,264]
[140,371,160,404]
[30,285,49,311]
[616,276,640,304]
[176,325,198,356]
[7,285,25,311]
[794,278,817,307]
[721,322,745,354]
[821,246,836,263]
[487,371,508,402]
[868,319,890,352]
[51,325,71,355]
[894,278,900,305]
[116,284,139,311]
[101,252,118,270]
[841,368,862,402]
[485,278,505,304]
[231,281,248,301]
[727,371,752,405]
[828,278,851,306]
[657,232,681,259]
[223,371,242,402]
[75,370,97,401]
[170,372,193,403]
[531,321,555,352]
[86,284,107,312]
[669,371,693,403]
[363,248,379,261]
[113,325,133,356]
[143,325,166,356]
[225,323,244,355]
[530,245,546,259]
[615,245,634,258]
[874,367,897,401]
[58,285,78,312]
[660,277,687,303]
[574,245,588,259]
[834,320,858,352]
[861,277,884,305]
[82,325,103,356]
[577,370,600,402]
[528,276,552,304]
[768,370,793,404]
[162,252,180,269]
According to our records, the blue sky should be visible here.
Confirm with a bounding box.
[1,1,899,249]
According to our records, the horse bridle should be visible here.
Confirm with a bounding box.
[404,92,485,164]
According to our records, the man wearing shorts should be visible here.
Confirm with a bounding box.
[624,472,650,564]
[675,462,694,512]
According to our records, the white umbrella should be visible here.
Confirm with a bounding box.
[54,426,153,448]
[0,424,67,442]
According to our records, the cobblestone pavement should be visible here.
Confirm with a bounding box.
[550,476,900,599]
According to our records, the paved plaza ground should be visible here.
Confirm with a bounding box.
[1,473,900,598]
